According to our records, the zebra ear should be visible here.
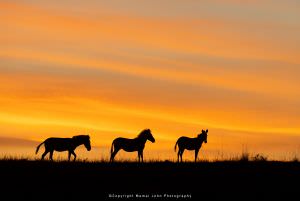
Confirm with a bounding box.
[206,129,208,133]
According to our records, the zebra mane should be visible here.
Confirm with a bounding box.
[137,129,150,138]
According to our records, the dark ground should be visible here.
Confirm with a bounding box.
[0,160,300,201]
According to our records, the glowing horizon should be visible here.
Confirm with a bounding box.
[1,0,300,161]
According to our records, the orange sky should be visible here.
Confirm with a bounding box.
[0,0,300,161]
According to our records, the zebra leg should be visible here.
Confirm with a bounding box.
[110,149,119,162]
[195,149,199,162]
[180,149,184,162]
[49,151,54,161]
[71,151,77,161]
[68,151,71,161]
[177,150,180,163]
[138,151,143,162]
[138,151,141,163]
[41,150,49,160]
[141,152,144,162]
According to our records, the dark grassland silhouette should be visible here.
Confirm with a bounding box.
[3,128,299,200]
[0,158,300,201]
[110,129,155,162]
[175,129,208,162]
[36,135,91,161]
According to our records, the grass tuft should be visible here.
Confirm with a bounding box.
[239,152,250,162]
[252,154,268,162]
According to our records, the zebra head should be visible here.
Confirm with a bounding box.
[146,129,155,143]
[198,129,208,143]
[84,135,92,151]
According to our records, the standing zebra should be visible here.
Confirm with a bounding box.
[175,129,208,162]
[110,129,155,162]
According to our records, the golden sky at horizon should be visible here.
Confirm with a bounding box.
[0,0,300,160]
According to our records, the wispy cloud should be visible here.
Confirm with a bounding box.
[0,136,37,147]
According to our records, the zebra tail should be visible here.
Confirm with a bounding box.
[110,141,114,154]
[174,140,179,152]
[36,141,45,154]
